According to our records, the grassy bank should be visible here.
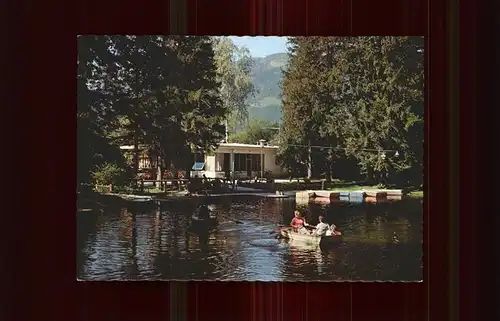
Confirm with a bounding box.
[407,190,424,198]
[238,179,368,192]
[326,184,380,192]
[242,179,402,193]
[94,184,187,196]
[242,178,424,197]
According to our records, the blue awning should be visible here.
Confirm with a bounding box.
[192,162,205,170]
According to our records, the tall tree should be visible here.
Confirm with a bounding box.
[78,36,228,183]
[212,37,255,137]
[279,37,326,178]
[77,36,126,184]
[279,37,424,185]
[109,36,227,173]
[332,37,424,185]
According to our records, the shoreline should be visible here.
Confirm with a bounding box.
[77,184,423,213]
[79,187,422,203]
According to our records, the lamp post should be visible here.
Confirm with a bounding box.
[379,151,387,186]
[259,139,266,180]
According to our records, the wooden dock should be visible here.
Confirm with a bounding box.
[295,189,404,204]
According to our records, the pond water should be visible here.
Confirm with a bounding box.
[77,196,422,281]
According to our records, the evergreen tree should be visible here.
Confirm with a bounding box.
[279,36,424,186]
[279,37,320,178]
[78,36,228,183]
[333,37,424,185]
[77,36,126,184]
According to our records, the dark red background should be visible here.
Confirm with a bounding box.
[9,0,486,320]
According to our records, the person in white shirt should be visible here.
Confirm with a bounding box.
[313,216,330,237]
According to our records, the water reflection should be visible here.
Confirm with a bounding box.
[77,196,422,281]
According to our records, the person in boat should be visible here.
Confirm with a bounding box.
[188,175,198,194]
[313,216,330,237]
[325,223,338,236]
[213,178,221,188]
[202,174,209,188]
[290,210,311,235]
[197,203,211,220]
[190,175,206,194]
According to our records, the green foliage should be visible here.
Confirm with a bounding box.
[91,163,130,186]
[279,37,424,186]
[248,104,282,123]
[78,36,230,182]
[77,36,128,184]
[213,37,255,129]
[279,37,326,178]
[217,51,287,125]
[228,119,279,144]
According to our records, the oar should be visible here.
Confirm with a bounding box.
[95,201,107,207]
[217,214,244,224]
[270,224,316,236]
[269,224,288,234]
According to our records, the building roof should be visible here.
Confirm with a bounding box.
[119,145,135,150]
[119,145,148,150]
[119,143,280,151]
[218,143,279,149]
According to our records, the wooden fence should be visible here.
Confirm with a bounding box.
[88,177,241,194]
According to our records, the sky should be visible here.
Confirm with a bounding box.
[228,36,288,58]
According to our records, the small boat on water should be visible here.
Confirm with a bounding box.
[278,227,342,247]
[190,215,218,230]
[77,208,94,215]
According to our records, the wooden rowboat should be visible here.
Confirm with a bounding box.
[279,227,342,246]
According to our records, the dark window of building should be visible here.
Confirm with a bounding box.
[230,153,266,172]
[194,152,204,162]
[234,154,246,171]
[250,154,260,171]
[223,153,230,173]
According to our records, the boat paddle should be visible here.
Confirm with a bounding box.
[95,201,107,207]
[269,224,288,234]
[217,214,244,225]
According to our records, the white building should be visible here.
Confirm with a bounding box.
[119,141,284,179]
[192,142,283,179]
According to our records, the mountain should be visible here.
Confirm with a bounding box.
[248,53,287,123]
